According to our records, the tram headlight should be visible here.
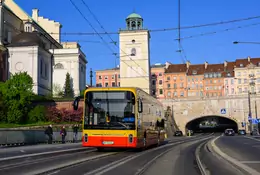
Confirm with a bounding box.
[84,134,88,142]
[128,134,133,143]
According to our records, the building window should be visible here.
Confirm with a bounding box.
[105,83,108,87]
[159,89,163,94]
[173,83,177,89]
[96,83,102,87]
[112,82,116,87]
[99,76,102,79]
[44,63,48,78]
[167,92,171,97]
[180,91,184,97]
[238,79,241,84]
[159,80,162,85]
[237,72,241,76]
[244,79,247,84]
[118,82,120,87]
[159,73,162,76]
[105,76,108,80]
[231,79,234,84]
[180,83,183,88]
[152,80,156,85]
[40,60,43,75]
[167,84,170,88]
[118,74,120,78]
[54,63,64,69]
[174,92,177,96]
[112,75,115,79]
[167,76,170,81]
[131,48,136,56]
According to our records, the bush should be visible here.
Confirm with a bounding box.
[28,105,47,123]
[60,107,83,122]
[46,107,83,123]
[46,106,62,123]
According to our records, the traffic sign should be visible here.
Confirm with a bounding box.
[220,108,226,114]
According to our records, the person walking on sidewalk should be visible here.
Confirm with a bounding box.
[73,124,79,143]
[60,126,67,144]
[45,124,53,144]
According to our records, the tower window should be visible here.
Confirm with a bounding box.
[132,39,135,43]
[131,48,136,56]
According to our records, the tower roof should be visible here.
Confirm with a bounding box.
[126,13,142,19]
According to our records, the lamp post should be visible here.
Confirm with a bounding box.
[233,41,260,132]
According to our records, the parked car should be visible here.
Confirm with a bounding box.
[224,128,235,136]
[238,129,246,135]
[174,130,183,136]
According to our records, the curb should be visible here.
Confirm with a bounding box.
[210,136,260,175]
[195,141,209,175]
[0,147,92,162]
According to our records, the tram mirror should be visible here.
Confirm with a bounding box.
[73,97,80,110]
[160,119,165,128]
[138,98,143,113]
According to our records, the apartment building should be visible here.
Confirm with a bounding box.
[95,57,260,99]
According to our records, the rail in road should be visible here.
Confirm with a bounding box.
[0,133,216,175]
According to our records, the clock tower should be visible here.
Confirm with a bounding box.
[119,12,151,95]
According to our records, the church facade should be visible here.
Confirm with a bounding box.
[0,0,87,96]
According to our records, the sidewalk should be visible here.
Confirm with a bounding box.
[0,142,82,159]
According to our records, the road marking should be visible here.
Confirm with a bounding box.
[243,142,250,144]
[244,136,260,142]
[211,136,260,175]
[20,150,25,153]
[240,161,260,164]
[84,136,214,175]
[252,145,260,148]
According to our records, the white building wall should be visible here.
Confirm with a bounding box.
[52,48,87,97]
[8,46,52,96]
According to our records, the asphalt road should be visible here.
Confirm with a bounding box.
[37,134,211,175]
[0,134,202,159]
[215,135,260,173]
[0,143,83,158]
[0,133,211,175]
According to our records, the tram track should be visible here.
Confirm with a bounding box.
[42,134,214,175]
[0,134,211,175]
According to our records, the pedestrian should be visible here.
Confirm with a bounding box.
[45,124,53,144]
[73,124,79,143]
[60,126,67,144]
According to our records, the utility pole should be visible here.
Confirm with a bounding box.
[90,68,93,87]
[248,90,253,132]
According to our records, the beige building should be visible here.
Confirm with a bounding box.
[119,13,151,95]
[234,57,260,95]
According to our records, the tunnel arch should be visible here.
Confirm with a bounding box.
[185,115,239,133]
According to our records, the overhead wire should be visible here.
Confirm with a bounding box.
[48,15,260,36]
[80,0,150,78]
[69,0,149,81]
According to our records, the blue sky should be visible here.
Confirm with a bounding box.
[16,0,260,84]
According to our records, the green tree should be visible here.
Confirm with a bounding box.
[0,83,7,122]
[1,72,34,123]
[63,72,74,98]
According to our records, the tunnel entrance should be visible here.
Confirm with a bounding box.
[186,116,238,133]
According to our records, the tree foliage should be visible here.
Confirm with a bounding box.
[1,72,33,123]
[63,72,74,98]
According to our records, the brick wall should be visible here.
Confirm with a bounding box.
[33,99,84,110]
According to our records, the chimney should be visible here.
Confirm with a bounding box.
[224,60,228,67]
[165,61,171,69]
[186,61,190,69]
[32,9,39,21]
[204,62,208,69]
[247,56,251,62]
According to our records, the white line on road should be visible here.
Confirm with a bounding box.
[244,136,260,142]
[211,136,260,175]
[20,150,25,153]
[240,161,260,164]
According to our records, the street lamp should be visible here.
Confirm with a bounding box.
[233,41,260,45]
